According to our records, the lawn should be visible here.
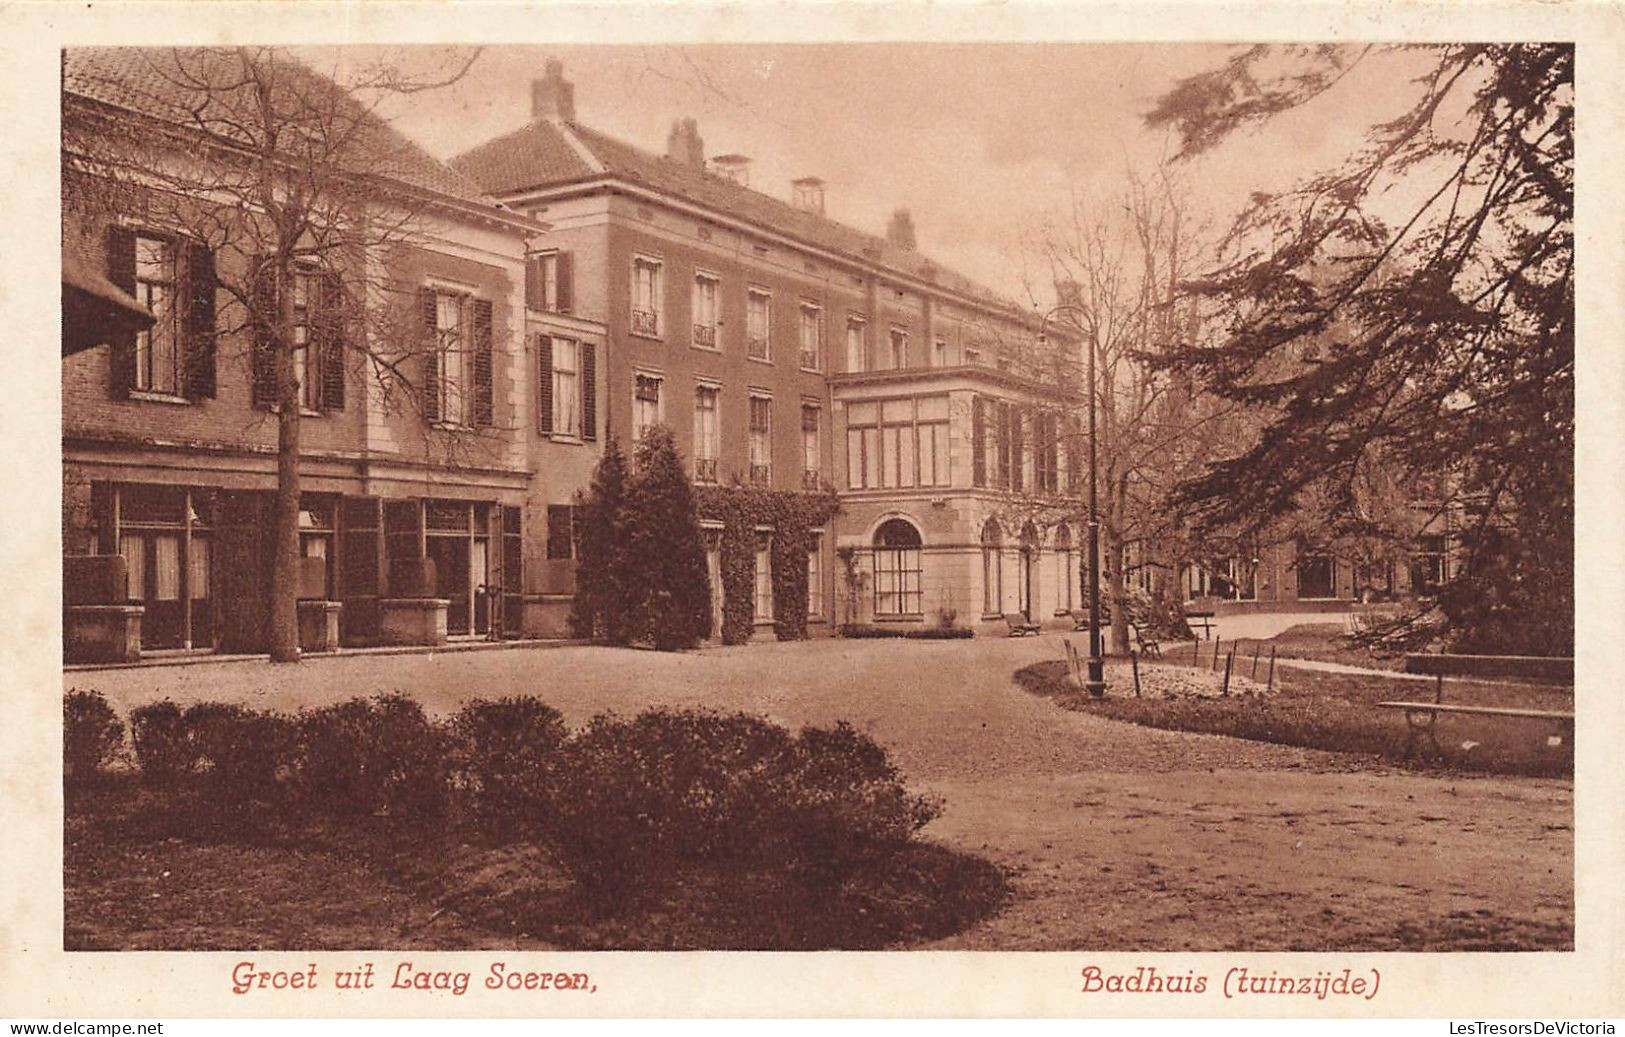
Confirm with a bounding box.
[1016,656,1573,778]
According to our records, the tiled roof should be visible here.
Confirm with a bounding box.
[63,47,495,205]
[450,118,1017,311]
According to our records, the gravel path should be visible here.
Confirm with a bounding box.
[69,632,1574,950]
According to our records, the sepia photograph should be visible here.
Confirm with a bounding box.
[54,35,1576,957]
[7,0,1617,1019]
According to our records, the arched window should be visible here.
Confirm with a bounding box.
[1055,523,1074,612]
[980,518,1003,616]
[1018,522,1039,619]
[873,518,923,616]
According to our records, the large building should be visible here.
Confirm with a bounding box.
[451,60,1091,637]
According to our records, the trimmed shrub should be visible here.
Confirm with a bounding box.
[64,689,123,784]
[297,694,447,824]
[448,696,568,843]
[837,624,973,640]
[183,702,297,812]
[130,700,191,784]
[545,708,939,897]
[625,426,713,651]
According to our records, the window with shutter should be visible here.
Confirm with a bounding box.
[251,257,278,410]
[105,225,137,398]
[472,298,494,427]
[536,334,554,434]
[419,286,440,423]
[183,241,216,400]
[555,252,573,314]
[318,270,344,411]
[580,340,596,441]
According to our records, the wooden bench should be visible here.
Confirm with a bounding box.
[1376,675,1574,761]
[1184,609,1215,640]
[1130,621,1161,659]
[1070,608,1110,631]
[1004,613,1042,637]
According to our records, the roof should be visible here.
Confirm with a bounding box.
[62,235,153,356]
[450,118,1018,311]
[63,47,495,206]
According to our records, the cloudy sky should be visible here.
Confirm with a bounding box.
[315,43,1434,304]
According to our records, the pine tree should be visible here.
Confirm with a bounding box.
[569,437,631,644]
[624,426,713,651]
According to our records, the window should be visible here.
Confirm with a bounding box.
[873,518,923,616]
[1055,524,1075,613]
[845,317,867,372]
[932,337,948,367]
[845,396,950,490]
[546,504,576,560]
[748,394,772,485]
[754,533,774,621]
[1411,535,1448,594]
[133,234,179,394]
[807,530,825,618]
[692,273,719,349]
[551,338,581,437]
[421,287,494,428]
[526,250,571,313]
[1035,411,1059,493]
[888,327,908,369]
[631,256,662,337]
[290,269,321,411]
[747,288,771,360]
[800,404,822,489]
[964,347,983,366]
[109,484,214,649]
[981,519,1003,615]
[693,384,720,483]
[1297,551,1338,600]
[799,303,822,370]
[633,372,663,442]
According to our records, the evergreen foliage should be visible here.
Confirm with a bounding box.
[569,437,631,644]
[1147,44,1573,653]
[694,484,842,645]
[624,426,713,651]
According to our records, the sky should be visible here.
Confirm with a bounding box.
[307,43,1438,305]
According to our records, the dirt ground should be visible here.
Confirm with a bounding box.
[68,634,1574,950]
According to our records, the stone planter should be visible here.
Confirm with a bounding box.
[297,600,343,653]
[64,604,144,663]
[377,598,450,647]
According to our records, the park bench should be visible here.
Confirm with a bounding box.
[1184,609,1215,640]
[1004,613,1042,637]
[1376,672,1574,761]
[1070,607,1111,630]
[1130,621,1162,659]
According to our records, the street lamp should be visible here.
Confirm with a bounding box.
[1038,304,1105,698]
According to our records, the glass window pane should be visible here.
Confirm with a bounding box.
[190,536,210,600]
[119,535,146,601]
[153,535,181,601]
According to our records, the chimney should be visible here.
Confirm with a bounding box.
[664,117,705,170]
[711,153,751,186]
[792,177,825,215]
[886,208,917,251]
[531,58,576,122]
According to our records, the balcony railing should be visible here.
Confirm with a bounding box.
[746,336,769,360]
[749,463,772,487]
[801,469,822,491]
[630,309,659,337]
[694,456,719,484]
[692,323,717,349]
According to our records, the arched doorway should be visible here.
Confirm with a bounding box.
[1019,522,1039,620]
[872,518,923,617]
[980,518,1003,616]
[1054,523,1074,614]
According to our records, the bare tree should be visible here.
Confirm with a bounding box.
[63,46,493,661]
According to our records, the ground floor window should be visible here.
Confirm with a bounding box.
[873,518,923,616]
[981,519,1002,616]
[1297,552,1337,600]
[106,484,213,650]
[754,532,774,622]
[1410,535,1448,594]
[807,530,825,618]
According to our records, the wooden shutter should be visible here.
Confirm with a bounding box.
[105,225,137,398]
[249,256,277,409]
[971,396,985,487]
[556,252,573,313]
[318,270,345,411]
[472,297,494,427]
[536,334,554,434]
[524,255,543,310]
[580,339,596,441]
[182,241,216,399]
[419,287,439,424]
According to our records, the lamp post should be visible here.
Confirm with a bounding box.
[1038,305,1105,697]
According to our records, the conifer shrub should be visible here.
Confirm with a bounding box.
[63,689,123,785]
[569,437,631,644]
[447,696,568,843]
[624,426,713,650]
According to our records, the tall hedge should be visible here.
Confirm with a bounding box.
[625,426,713,650]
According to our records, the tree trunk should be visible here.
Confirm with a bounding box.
[267,262,301,663]
[1104,522,1131,654]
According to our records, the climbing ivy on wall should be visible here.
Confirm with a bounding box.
[695,485,841,645]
